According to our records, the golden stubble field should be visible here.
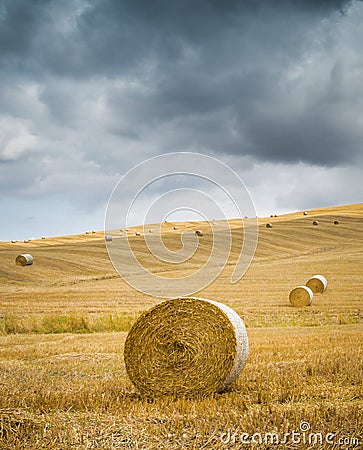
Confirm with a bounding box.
[0,203,362,449]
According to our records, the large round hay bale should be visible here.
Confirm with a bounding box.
[306,275,327,294]
[105,235,113,242]
[195,230,204,237]
[289,286,313,307]
[303,211,308,215]
[15,254,34,267]
[135,231,141,236]
[334,220,339,225]
[312,220,319,225]
[124,297,249,397]
[266,223,273,228]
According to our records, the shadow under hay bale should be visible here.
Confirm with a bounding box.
[124,297,249,397]
[15,254,34,267]
[289,286,313,307]
[306,275,327,294]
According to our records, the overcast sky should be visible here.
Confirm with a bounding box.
[0,0,362,240]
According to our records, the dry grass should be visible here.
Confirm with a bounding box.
[0,203,362,449]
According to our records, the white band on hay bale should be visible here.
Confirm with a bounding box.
[266,223,273,228]
[306,275,327,294]
[289,286,313,307]
[124,297,249,397]
[15,254,34,267]
[105,235,113,242]
[195,230,204,236]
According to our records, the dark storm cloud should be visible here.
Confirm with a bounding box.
[0,0,362,239]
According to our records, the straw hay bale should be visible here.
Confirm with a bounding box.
[266,223,273,228]
[334,220,340,225]
[312,220,319,225]
[11,240,17,243]
[149,229,153,233]
[85,231,90,234]
[124,297,249,397]
[173,226,178,230]
[303,211,308,215]
[41,236,46,239]
[306,275,327,294]
[23,240,30,243]
[195,230,204,237]
[105,235,113,242]
[289,286,313,307]
[135,231,141,236]
[15,254,34,267]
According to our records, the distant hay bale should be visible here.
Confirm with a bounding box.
[135,231,141,236]
[303,211,308,215]
[173,226,178,230]
[334,220,340,225]
[312,220,319,225]
[266,223,273,228]
[270,214,274,217]
[105,235,113,242]
[124,297,249,397]
[274,215,278,217]
[11,240,17,244]
[306,275,327,294]
[91,231,96,234]
[195,230,204,237]
[149,229,153,233]
[41,236,46,240]
[15,254,34,267]
[289,286,313,307]
[85,231,90,234]
[23,240,30,243]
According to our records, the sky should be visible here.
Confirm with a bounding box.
[0,0,362,240]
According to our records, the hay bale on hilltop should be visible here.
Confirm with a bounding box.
[303,211,308,215]
[124,297,249,397]
[15,254,34,267]
[195,230,204,237]
[289,286,313,307]
[306,275,327,294]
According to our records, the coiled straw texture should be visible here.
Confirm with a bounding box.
[124,297,248,397]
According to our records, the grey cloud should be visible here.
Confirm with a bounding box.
[0,0,362,240]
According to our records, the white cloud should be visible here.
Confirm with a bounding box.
[0,115,37,161]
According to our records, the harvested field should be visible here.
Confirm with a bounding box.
[0,203,362,449]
